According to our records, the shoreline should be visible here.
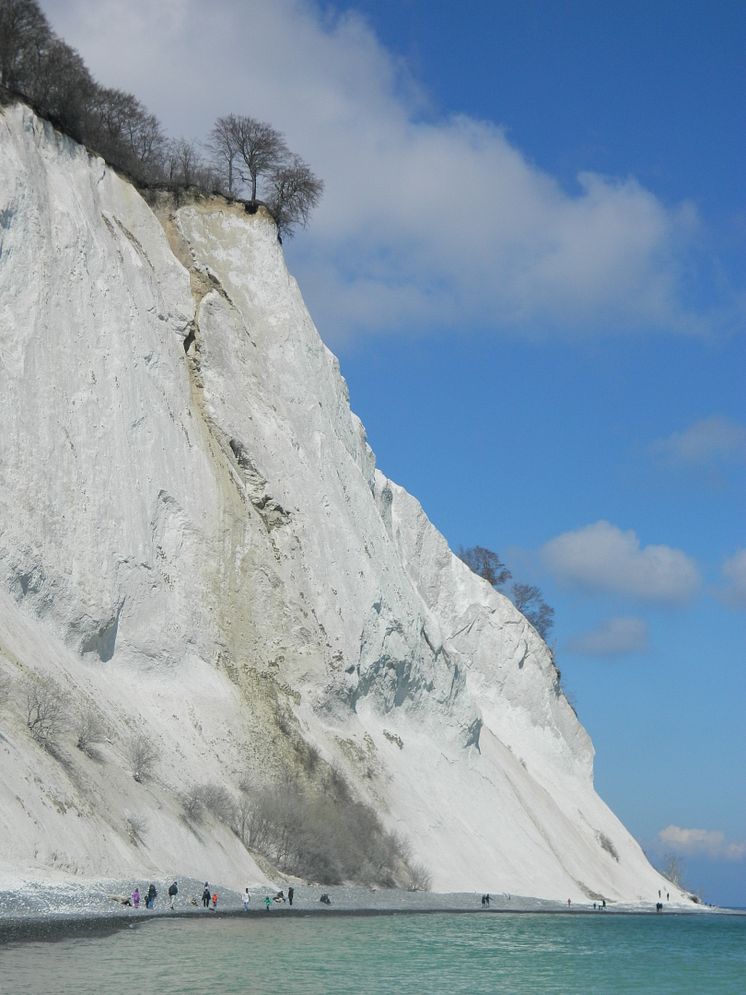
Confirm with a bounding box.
[2,900,740,946]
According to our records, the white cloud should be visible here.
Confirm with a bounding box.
[567,616,648,656]
[39,0,705,344]
[658,826,746,862]
[541,521,700,603]
[653,416,746,466]
[720,548,746,609]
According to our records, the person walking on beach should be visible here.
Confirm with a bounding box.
[168,881,178,910]
[132,887,141,909]
[288,886,294,907]
[212,892,218,910]
[146,883,157,909]
[242,888,251,911]
[264,895,272,911]
[202,884,211,908]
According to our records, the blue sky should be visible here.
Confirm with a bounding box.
[42,0,745,906]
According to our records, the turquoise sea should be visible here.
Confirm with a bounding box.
[1,911,744,994]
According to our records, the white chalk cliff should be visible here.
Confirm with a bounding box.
[0,103,676,902]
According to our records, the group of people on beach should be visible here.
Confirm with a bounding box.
[127,881,180,910]
[123,882,303,912]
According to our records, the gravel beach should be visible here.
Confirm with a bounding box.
[0,877,725,945]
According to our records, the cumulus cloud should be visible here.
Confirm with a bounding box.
[658,826,746,861]
[39,0,704,343]
[541,521,700,602]
[567,616,648,656]
[652,416,746,466]
[720,548,746,608]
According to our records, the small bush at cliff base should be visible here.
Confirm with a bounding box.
[405,861,432,891]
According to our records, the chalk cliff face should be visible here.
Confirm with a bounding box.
[0,103,672,900]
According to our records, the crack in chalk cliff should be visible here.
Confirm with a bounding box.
[112,217,156,271]
[228,438,290,532]
[145,192,300,725]
[516,641,529,670]
[150,197,268,518]
[150,194,240,313]
[448,607,497,642]
[420,623,442,659]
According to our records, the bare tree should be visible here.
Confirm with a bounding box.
[661,853,684,887]
[206,114,240,196]
[87,86,166,179]
[211,114,288,201]
[23,674,67,747]
[511,582,554,639]
[182,784,205,823]
[28,36,95,141]
[124,735,160,783]
[181,781,237,826]
[266,154,324,240]
[457,546,511,590]
[166,137,204,187]
[405,861,432,892]
[74,706,106,758]
[0,0,51,92]
[237,790,252,845]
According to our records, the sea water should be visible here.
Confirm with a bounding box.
[1,911,744,994]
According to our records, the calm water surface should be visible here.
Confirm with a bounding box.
[1,912,744,994]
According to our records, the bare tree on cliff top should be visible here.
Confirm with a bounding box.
[266,154,324,239]
[166,137,204,187]
[206,114,239,196]
[88,86,166,177]
[210,114,289,201]
[0,0,49,92]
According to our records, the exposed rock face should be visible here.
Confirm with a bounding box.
[0,103,673,900]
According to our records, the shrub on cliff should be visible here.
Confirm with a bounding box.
[23,674,67,749]
[241,775,417,887]
[124,735,160,783]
